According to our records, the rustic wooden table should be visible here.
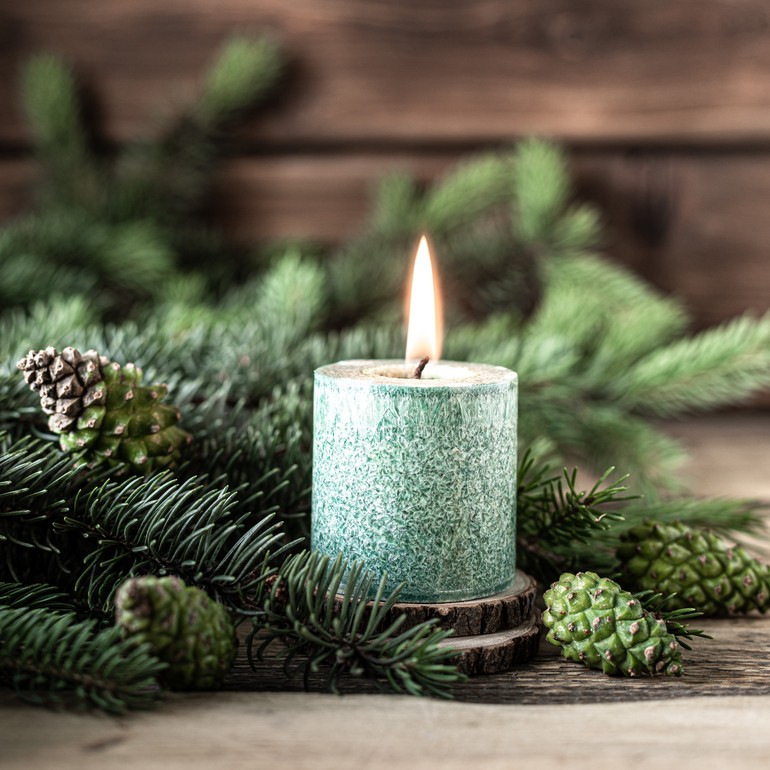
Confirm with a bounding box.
[3,415,770,770]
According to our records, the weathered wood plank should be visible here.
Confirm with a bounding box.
[226,616,770,703]
[666,414,770,502]
[4,1,770,145]
[0,159,39,223]
[207,153,449,242]
[5,691,770,770]
[576,153,770,327]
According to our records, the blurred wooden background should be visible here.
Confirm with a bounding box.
[2,0,770,328]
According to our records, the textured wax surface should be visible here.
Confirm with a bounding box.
[312,360,518,603]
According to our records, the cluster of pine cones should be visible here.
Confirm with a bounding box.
[543,520,770,676]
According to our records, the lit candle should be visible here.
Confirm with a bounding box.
[312,237,518,602]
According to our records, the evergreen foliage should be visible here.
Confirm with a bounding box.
[515,450,633,583]
[248,552,462,697]
[0,39,769,710]
[0,581,75,613]
[633,590,710,650]
[2,38,283,312]
[0,605,164,713]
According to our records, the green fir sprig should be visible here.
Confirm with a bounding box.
[0,606,164,713]
[516,449,634,583]
[3,37,285,313]
[247,552,464,697]
[0,581,76,613]
[59,473,291,614]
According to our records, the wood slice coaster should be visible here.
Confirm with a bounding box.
[440,611,541,676]
[380,570,538,635]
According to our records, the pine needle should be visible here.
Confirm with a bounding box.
[0,607,164,713]
[613,313,770,416]
[248,551,465,697]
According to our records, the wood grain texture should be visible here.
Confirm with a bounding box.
[576,152,770,327]
[5,692,770,770]
[0,159,39,223]
[229,615,770,703]
[441,614,541,675]
[4,1,770,146]
[374,570,537,635]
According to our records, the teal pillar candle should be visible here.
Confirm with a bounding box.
[312,359,518,603]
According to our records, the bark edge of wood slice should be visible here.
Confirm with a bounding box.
[379,570,538,635]
[440,612,541,676]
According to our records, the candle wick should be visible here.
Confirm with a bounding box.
[412,357,429,379]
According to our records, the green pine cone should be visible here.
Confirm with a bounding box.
[17,346,191,473]
[115,576,237,690]
[542,571,684,677]
[617,520,770,616]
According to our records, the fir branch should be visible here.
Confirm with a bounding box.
[247,552,464,697]
[558,497,767,577]
[58,473,291,613]
[0,296,96,366]
[116,36,284,223]
[512,139,572,242]
[324,234,407,328]
[550,204,602,256]
[422,153,514,233]
[0,373,40,436]
[195,37,283,127]
[439,223,540,321]
[20,54,101,207]
[0,436,84,578]
[179,384,312,541]
[516,449,634,583]
[612,313,770,416]
[0,214,174,305]
[526,403,688,496]
[0,607,163,713]
[371,173,420,236]
[0,251,94,312]
[610,497,767,538]
[233,251,326,342]
[524,254,686,364]
[0,581,76,612]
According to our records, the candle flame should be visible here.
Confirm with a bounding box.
[405,236,442,361]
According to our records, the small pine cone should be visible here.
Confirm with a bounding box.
[542,571,684,677]
[18,346,190,474]
[617,520,770,616]
[115,576,237,690]
[16,346,107,432]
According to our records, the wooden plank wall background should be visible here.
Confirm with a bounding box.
[2,1,770,329]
